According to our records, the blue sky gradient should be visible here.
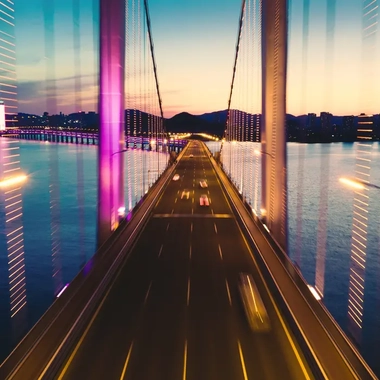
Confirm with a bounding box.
[14,0,379,117]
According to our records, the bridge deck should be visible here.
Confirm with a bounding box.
[55,141,310,379]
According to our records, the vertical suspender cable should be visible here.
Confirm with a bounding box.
[72,0,86,269]
[125,0,132,211]
[315,0,336,298]
[294,0,310,269]
[43,0,63,296]
[347,0,378,344]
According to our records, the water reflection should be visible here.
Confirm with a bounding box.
[0,137,28,347]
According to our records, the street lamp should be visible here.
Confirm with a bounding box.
[0,174,27,188]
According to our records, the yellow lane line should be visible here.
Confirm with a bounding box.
[238,223,312,380]
[57,279,121,379]
[119,342,134,380]
[182,340,188,380]
[237,340,249,380]
[187,277,191,306]
[225,279,232,305]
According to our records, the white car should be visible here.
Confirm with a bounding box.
[173,174,180,181]
[199,180,208,188]
[181,189,190,200]
[199,194,209,206]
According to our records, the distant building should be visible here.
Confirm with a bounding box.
[307,113,316,130]
[320,112,333,141]
[342,115,355,141]
[0,3,17,127]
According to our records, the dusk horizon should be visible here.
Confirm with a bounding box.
[14,0,380,118]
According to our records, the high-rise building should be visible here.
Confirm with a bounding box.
[342,115,355,141]
[320,112,333,141]
[307,113,316,131]
[0,2,17,127]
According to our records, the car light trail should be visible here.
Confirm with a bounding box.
[56,283,70,298]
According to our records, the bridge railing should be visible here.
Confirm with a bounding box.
[205,142,377,380]
[0,142,189,380]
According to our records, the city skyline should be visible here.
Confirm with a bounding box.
[14,0,380,118]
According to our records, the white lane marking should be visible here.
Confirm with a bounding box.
[237,340,249,380]
[214,223,218,234]
[225,279,232,305]
[177,190,179,195]
[171,209,174,214]
[144,281,152,304]
[192,198,194,204]
[175,198,178,203]
[211,208,214,214]
[120,341,134,380]
[190,223,193,233]
[192,190,194,195]
[187,277,191,306]
[218,244,223,260]
[158,244,163,258]
[191,208,194,215]
[193,183,195,188]
[166,223,170,232]
[182,340,188,380]
[209,197,212,205]
[189,245,192,259]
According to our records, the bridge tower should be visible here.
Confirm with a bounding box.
[261,0,288,252]
[97,0,126,247]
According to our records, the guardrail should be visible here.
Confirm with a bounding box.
[205,142,377,380]
[0,142,189,380]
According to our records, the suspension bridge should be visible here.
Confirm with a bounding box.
[0,0,379,379]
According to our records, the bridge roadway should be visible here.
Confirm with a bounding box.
[55,141,311,379]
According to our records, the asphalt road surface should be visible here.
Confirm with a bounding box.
[56,141,312,380]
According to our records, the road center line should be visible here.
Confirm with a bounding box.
[237,340,249,380]
[190,222,193,233]
[214,223,218,234]
[175,198,178,203]
[187,277,191,306]
[166,223,170,232]
[189,245,192,260]
[144,281,152,304]
[218,244,223,260]
[225,279,232,305]
[158,244,163,258]
[182,340,188,380]
[120,341,134,380]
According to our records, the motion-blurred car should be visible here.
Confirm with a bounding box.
[173,174,180,181]
[199,194,209,206]
[199,180,208,188]
[181,189,190,200]
[189,154,194,158]
[238,273,270,332]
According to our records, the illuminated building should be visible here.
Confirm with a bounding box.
[0,1,17,127]
[0,2,26,320]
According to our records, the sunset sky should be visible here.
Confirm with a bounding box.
[14,0,380,118]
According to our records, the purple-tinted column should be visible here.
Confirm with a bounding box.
[97,0,126,247]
